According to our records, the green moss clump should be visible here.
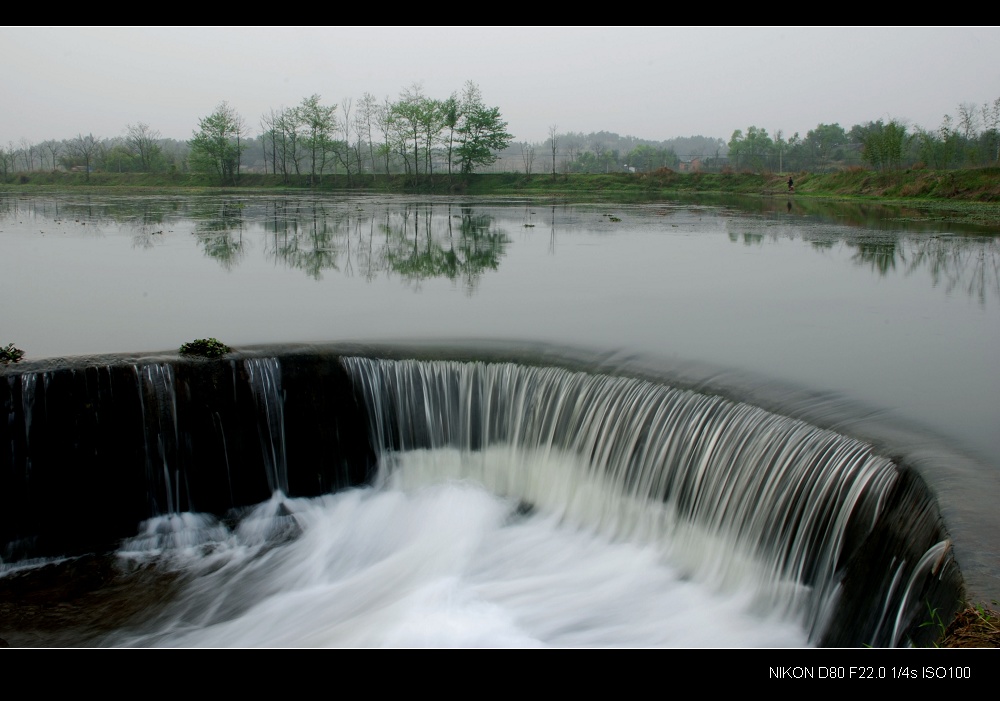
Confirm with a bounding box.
[179,338,231,358]
[1,343,25,364]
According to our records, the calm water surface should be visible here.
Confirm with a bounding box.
[3,192,997,466]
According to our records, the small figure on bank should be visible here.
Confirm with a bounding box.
[787,176,794,193]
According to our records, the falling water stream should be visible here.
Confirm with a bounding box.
[0,353,958,647]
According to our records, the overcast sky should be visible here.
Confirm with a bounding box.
[2,26,998,147]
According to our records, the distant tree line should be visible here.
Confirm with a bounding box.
[0,124,190,179]
[3,93,999,181]
[0,81,513,185]
[726,97,1000,174]
[499,131,726,175]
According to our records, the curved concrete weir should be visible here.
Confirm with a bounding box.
[0,342,984,647]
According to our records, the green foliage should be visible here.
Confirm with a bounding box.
[804,123,849,167]
[190,102,247,185]
[1,343,25,364]
[455,82,513,175]
[918,602,947,645]
[388,85,429,180]
[297,94,337,185]
[457,106,513,174]
[179,337,231,358]
[625,144,679,172]
[855,119,909,172]
[728,126,775,172]
[915,116,961,170]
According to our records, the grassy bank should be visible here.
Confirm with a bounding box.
[7,168,998,227]
[4,166,999,199]
[465,166,1000,201]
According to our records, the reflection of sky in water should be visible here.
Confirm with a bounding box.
[2,193,998,467]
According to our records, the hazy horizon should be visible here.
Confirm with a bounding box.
[2,26,999,147]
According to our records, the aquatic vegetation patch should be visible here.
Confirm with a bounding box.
[179,338,231,358]
[1,343,25,364]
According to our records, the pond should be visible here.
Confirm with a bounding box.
[1,191,997,647]
[3,192,997,460]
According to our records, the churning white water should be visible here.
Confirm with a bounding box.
[98,356,921,647]
[105,447,810,648]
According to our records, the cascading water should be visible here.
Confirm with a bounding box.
[138,363,182,515]
[0,349,962,647]
[340,356,959,647]
[243,357,288,497]
[125,357,295,553]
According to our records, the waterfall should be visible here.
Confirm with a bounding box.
[341,356,958,647]
[138,363,182,515]
[124,357,294,552]
[18,373,37,477]
[0,349,963,646]
[242,357,288,496]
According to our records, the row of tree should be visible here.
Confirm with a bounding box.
[190,82,513,185]
[0,124,187,178]
[4,94,1000,181]
[0,82,514,184]
[525,132,727,174]
[727,97,1000,173]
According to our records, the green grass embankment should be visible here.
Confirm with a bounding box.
[4,168,999,225]
[463,167,1000,203]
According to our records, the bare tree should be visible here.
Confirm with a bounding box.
[520,141,535,176]
[69,133,101,179]
[548,124,559,178]
[18,139,36,171]
[41,140,61,171]
[351,105,369,178]
[594,140,607,173]
[358,92,379,178]
[276,105,306,178]
[259,111,275,175]
[956,102,981,164]
[0,142,16,179]
[957,102,980,142]
[125,122,162,172]
[375,96,395,176]
[333,96,353,184]
[983,97,1000,163]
